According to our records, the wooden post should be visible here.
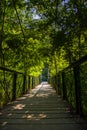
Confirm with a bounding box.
[62,72,67,100]
[28,76,30,90]
[54,75,56,90]
[31,77,33,88]
[56,74,58,94]
[12,72,17,101]
[57,73,61,95]
[22,74,26,94]
[73,66,82,115]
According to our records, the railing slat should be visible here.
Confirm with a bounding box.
[12,72,17,101]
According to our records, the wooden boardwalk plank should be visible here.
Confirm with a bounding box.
[0,82,87,130]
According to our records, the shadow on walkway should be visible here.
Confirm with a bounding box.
[0,82,87,130]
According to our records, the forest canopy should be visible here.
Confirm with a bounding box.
[0,0,87,76]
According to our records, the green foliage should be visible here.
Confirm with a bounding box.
[0,0,87,76]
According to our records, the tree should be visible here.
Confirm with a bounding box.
[0,0,87,77]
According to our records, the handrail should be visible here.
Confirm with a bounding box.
[0,66,24,74]
[0,66,40,107]
[51,54,87,118]
[63,54,87,71]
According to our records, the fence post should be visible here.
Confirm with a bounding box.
[62,72,67,100]
[73,66,82,115]
[12,72,17,101]
[31,77,33,89]
[32,77,35,88]
[28,76,30,90]
[54,75,56,90]
[22,74,26,94]
[57,73,61,95]
[55,74,58,94]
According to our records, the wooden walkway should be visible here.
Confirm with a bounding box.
[0,82,87,130]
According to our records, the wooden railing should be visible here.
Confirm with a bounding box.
[0,67,39,108]
[51,55,87,118]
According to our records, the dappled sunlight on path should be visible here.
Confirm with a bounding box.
[0,82,87,130]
